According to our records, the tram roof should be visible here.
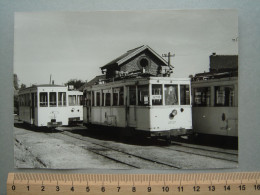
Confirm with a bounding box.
[84,76,191,90]
[19,84,66,92]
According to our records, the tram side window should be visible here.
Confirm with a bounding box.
[215,86,234,107]
[105,92,111,106]
[78,95,83,105]
[25,94,28,106]
[19,95,24,106]
[165,85,178,105]
[113,88,119,106]
[92,91,94,106]
[58,92,66,106]
[40,92,48,107]
[113,87,124,106]
[34,93,37,107]
[194,87,211,106]
[69,95,76,106]
[96,92,100,106]
[138,85,149,106]
[180,85,190,105]
[152,84,162,105]
[129,86,136,105]
[85,92,91,106]
[119,87,124,106]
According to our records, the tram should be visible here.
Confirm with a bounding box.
[67,90,83,124]
[191,74,238,137]
[18,84,83,128]
[83,76,192,139]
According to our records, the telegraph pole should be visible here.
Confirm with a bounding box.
[162,52,175,68]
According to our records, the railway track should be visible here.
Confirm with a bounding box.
[14,123,238,169]
[48,131,181,169]
[162,141,238,163]
[57,129,237,169]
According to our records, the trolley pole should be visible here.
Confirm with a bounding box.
[162,52,175,68]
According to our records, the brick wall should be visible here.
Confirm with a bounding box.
[120,50,164,76]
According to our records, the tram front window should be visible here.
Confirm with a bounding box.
[152,84,162,105]
[215,86,234,107]
[50,92,57,107]
[165,85,178,105]
[40,92,48,107]
[180,85,190,105]
[138,85,149,106]
[69,95,76,106]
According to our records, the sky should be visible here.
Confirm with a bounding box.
[14,10,238,87]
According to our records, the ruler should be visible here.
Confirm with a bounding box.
[7,172,260,195]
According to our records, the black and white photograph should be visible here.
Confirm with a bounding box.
[13,10,238,169]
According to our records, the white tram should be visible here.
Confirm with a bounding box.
[67,90,83,124]
[18,84,83,127]
[191,76,238,137]
[83,77,192,138]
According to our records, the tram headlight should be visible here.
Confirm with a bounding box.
[169,109,177,119]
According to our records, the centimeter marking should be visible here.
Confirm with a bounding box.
[7,172,260,195]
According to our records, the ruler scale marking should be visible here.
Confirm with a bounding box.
[7,172,260,194]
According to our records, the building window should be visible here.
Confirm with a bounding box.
[138,85,149,106]
[58,92,66,106]
[40,92,48,107]
[194,87,211,107]
[140,58,149,67]
[152,84,162,105]
[165,85,178,105]
[138,57,150,70]
[180,85,190,105]
[215,86,234,107]
[129,86,136,105]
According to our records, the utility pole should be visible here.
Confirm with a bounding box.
[162,52,175,68]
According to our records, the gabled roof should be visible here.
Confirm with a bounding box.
[101,45,168,69]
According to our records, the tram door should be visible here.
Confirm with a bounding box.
[126,86,137,127]
[30,93,35,125]
[85,91,91,123]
